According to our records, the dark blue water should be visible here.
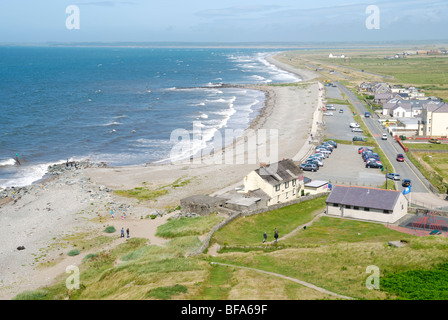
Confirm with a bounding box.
[0,46,300,188]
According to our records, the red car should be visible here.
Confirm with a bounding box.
[396,154,405,162]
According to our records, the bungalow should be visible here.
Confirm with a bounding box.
[243,159,304,206]
[325,185,408,224]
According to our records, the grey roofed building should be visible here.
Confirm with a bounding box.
[255,159,303,186]
[326,185,401,211]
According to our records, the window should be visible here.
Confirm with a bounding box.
[353,206,359,210]
[292,179,297,187]
[275,185,280,192]
[286,192,289,199]
[364,208,370,212]
[333,203,338,207]
[346,205,352,209]
[285,181,289,189]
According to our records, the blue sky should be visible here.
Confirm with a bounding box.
[0,0,447,43]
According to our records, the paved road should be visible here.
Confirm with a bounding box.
[335,82,433,195]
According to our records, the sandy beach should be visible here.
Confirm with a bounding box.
[0,53,324,299]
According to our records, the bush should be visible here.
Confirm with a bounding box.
[68,249,80,256]
[146,284,188,300]
[104,226,116,233]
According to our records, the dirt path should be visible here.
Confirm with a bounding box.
[210,262,354,300]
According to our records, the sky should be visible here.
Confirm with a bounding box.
[0,0,447,43]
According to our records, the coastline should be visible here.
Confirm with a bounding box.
[0,52,324,299]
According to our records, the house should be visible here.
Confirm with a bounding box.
[371,83,391,94]
[383,98,428,118]
[243,159,304,206]
[329,53,345,59]
[304,180,330,195]
[391,104,412,118]
[325,185,408,224]
[419,102,448,137]
[374,93,394,104]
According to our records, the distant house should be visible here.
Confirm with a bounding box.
[374,93,393,104]
[383,99,427,118]
[243,159,304,206]
[325,185,408,224]
[419,102,448,137]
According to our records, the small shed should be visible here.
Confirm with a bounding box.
[304,180,330,195]
[180,195,227,216]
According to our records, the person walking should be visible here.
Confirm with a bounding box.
[126,228,130,238]
[274,228,279,243]
[263,232,267,243]
[121,228,125,238]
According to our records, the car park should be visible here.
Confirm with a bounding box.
[387,173,401,181]
[300,163,318,172]
[353,136,366,142]
[402,179,411,187]
[396,154,404,162]
[382,134,388,140]
[429,138,441,144]
[350,123,360,128]
[352,128,363,133]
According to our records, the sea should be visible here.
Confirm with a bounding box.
[0,46,301,189]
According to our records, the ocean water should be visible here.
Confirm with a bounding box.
[0,46,301,188]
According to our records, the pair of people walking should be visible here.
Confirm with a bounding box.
[121,227,130,238]
[263,228,279,243]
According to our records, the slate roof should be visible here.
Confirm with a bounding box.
[255,159,303,186]
[326,185,401,211]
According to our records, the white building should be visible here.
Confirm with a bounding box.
[243,159,304,206]
[325,185,408,224]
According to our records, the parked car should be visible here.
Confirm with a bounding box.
[325,140,338,148]
[352,128,363,133]
[318,144,333,151]
[387,173,401,181]
[366,160,383,169]
[316,149,331,157]
[353,136,366,142]
[308,154,324,161]
[326,105,336,110]
[429,138,441,144]
[396,154,405,162]
[300,163,318,172]
[323,112,334,116]
[402,179,411,187]
[350,123,360,128]
[314,152,328,159]
[306,159,323,167]
[382,133,388,140]
[358,147,371,154]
